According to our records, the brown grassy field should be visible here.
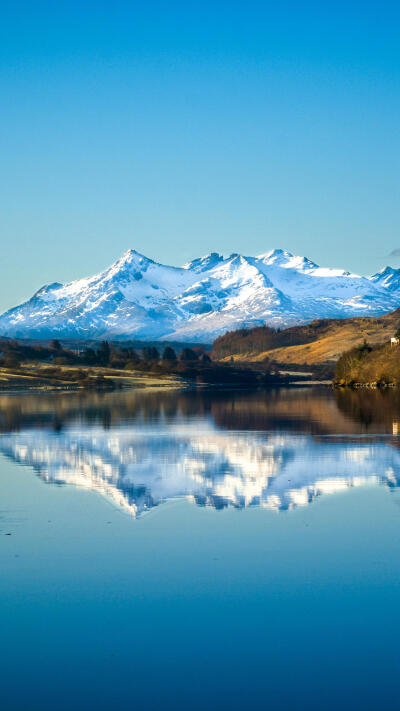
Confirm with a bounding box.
[0,362,182,390]
[213,309,400,367]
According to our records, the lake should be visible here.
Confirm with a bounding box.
[1,386,400,710]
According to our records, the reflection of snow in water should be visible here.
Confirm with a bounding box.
[1,421,399,517]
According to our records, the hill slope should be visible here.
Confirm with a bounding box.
[212,309,400,366]
[334,341,400,386]
[1,248,400,342]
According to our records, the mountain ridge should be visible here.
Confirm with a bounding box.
[1,248,400,342]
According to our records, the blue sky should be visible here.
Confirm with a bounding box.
[1,1,399,312]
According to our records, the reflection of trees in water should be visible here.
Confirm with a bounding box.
[2,387,400,436]
[210,389,339,435]
[0,390,213,433]
[334,389,400,432]
[210,388,400,436]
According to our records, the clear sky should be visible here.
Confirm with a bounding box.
[1,1,399,312]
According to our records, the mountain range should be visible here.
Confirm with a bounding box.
[1,248,400,342]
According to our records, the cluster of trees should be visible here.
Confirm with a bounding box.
[334,338,400,386]
[0,336,283,386]
[212,321,332,359]
[212,326,280,358]
[0,337,211,371]
[0,331,335,387]
[80,342,211,369]
[0,338,55,369]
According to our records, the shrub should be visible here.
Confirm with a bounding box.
[141,346,159,361]
[179,348,198,361]
[3,353,20,368]
[98,341,111,366]
[124,360,141,371]
[162,346,177,361]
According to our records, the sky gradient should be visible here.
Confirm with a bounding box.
[1,1,399,312]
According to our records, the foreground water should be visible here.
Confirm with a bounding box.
[1,387,400,710]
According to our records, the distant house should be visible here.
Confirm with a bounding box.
[391,337,400,346]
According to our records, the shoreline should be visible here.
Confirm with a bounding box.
[0,379,332,394]
[0,364,183,392]
[334,382,400,389]
[0,361,332,393]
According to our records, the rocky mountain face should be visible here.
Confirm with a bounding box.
[1,248,399,342]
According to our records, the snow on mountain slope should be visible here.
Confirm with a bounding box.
[1,248,400,342]
[370,266,400,291]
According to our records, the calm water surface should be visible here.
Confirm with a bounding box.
[1,387,400,710]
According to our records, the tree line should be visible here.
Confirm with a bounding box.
[0,336,280,386]
[212,321,332,359]
[0,338,211,370]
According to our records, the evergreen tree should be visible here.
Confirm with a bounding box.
[141,346,159,361]
[179,347,198,361]
[83,347,97,365]
[125,349,140,363]
[4,352,20,368]
[98,341,111,365]
[162,346,177,361]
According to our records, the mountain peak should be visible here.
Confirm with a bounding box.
[370,265,400,290]
[1,248,400,341]
[103,249,156,281]
[261,248,293,259]
[117,248,154,265]
[257,248,318,271]
[183,252,224,272]
[373,265,399,276]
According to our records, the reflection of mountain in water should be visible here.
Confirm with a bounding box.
[1,421,400,516]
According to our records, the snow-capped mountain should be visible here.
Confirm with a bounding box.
[1,248,400,342]
[0,422,399,517]
[369,265,400,291]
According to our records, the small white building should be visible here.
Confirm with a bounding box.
[391,337,400,346]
